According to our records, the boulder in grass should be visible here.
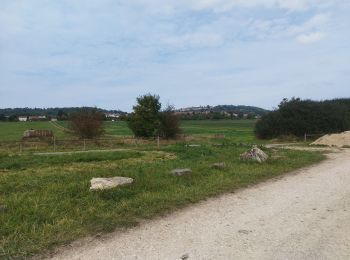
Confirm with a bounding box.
[240,146,268,163]
[211,162,226,169]
[90,177,134,191]
[170,168,192,176]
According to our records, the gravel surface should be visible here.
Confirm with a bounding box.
[51,150,350,260]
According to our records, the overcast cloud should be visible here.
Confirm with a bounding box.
[0,0,349,111]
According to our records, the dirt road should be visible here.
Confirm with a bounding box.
[52,150,350,260]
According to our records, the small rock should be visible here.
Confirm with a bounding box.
[211,162,226,169]
[186,144,201,147]
[90,177,134,191]
[170,168,192,176]
[181,253,189,260]
[240,145,268,163]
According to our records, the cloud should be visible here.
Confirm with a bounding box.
[129,0,341,13]
[161,32,224,48]
[0,0,349,110]
[296,32,326,44]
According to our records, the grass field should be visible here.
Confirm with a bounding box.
[0,119,325,258]
[0,120,256,142]
[0,144,325,258]
[0,122,69,141]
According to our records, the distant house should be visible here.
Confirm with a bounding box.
[105,113,121,119]
[18,116,28,122]
[28,115,46,121]
[51,117,58,122]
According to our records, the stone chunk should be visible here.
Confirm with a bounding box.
[170,168,192,176]
[90,177,134,191]
[211,162,226,169]
[240,146,268,163]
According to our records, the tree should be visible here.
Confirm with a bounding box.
[69,108,105,139]
[128,94,161,137]
[57,110,68,121]
[8,115,18,122]
[0,114,7,121]
[159,105,181,139]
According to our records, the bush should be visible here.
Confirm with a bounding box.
[69,108,105,139]
[159,106,182,139]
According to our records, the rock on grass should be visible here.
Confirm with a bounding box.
[240,146,268,163]
[170,168,192,176]
[211,162,226,169]
[90,177,134,191]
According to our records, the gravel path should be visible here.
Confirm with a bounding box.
[52,150,350,260]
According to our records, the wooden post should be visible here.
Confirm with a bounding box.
[83,139,86,150]
[19,142,23,153]
[53,137,56,152]
[157,135,160,148]
[304,133,307,142]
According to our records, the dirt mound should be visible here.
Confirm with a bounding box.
[311,131,350,147]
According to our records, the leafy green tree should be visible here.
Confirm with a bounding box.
[128,94,162,137]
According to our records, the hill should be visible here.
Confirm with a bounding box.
[212,105,269,115]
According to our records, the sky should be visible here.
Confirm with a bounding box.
[0,0,349,111]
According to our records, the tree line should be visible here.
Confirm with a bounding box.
[0,107,126,121]
[255,98,350,139]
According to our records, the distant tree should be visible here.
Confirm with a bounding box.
[128,94,161,137]
[0,114,6,121]
[212,111,223,120]
[247,113,256,119]
[8,115,18,122]
[57,110,68,121]
[69,108,105,139]
[159,105,182,139]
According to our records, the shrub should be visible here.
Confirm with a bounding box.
[69,108,105,139]
[159,106,181,139]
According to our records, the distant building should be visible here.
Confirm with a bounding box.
[51,117,58,122]
[28,115,46,121]
[105,113,121,119]
[18,116,28,122]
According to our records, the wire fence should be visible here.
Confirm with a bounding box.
[0,137,146,153]
[0,134,253,154]
[0,136,198,153]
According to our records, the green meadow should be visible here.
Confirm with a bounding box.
[0,120,256,142]
[0,119,325,258]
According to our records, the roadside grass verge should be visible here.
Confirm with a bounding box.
[0,145,325,258]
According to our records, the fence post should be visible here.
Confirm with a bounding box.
[53,137,56,152]
[19,142,23,153]
[83,139,86,150]
[157,135,160,148]
[304,133,307,142]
